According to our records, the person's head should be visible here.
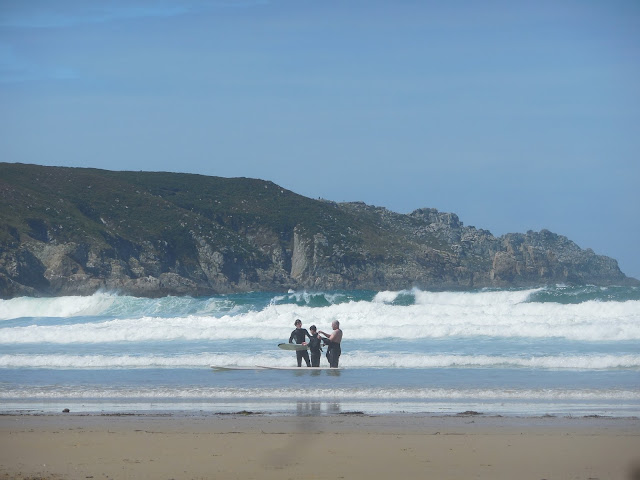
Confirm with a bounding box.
[309,325,317,334]
[332,320,340,330]
[294,319,302,328]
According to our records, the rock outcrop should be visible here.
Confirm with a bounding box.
[0,163,636,298]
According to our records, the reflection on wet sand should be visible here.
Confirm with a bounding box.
[294,401,344,416]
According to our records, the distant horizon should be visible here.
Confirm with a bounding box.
[1,1,638,279]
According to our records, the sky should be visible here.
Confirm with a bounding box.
[1,0,639,279]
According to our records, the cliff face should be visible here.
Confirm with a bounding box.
[0,163,636,298]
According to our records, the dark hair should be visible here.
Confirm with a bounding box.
[294,319,302,326]
[309,325,317,331]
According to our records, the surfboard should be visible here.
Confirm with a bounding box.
[210,366,266,371]
[256,365,340,370]
[278,343,309,351]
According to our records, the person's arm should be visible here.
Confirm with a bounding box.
[320,330,337,341]
[289,330,294,343]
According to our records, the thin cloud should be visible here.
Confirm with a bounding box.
[0,0,268,29]
[0,43,78,84]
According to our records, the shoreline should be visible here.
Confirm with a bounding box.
[2,408,639,419]
[2,413,639,480]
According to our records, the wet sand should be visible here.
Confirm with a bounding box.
[1,413,639,480]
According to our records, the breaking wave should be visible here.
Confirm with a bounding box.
[1,353,638,370]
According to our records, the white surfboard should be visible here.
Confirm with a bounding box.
[256,365,340,370]
[210,366,266,371]
[278,343,309,351]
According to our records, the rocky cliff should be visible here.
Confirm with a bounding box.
[0,163,636,298]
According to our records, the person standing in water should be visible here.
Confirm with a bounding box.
[306,325,323,367]
[289,319,311,367]
[319,320,342,368]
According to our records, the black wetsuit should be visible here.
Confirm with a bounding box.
[307,333,323,367]
[289,328,311,367]
[323,335,342,368]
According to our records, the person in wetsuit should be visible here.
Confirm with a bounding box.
[307,325,323,367]
[289,319,311,367]
[319,320,343,368]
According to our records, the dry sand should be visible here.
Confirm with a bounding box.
[1,413,639,480]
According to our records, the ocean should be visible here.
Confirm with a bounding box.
[1,285,638,417]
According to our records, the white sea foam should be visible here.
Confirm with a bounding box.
[1,385,638,401]
[1,289,638,344]
[0,293,117,320]
[0,287,550,320]
[412,288,542,306]
[373,290,402,303]
[2,297,639,343]
[1,353,638,370]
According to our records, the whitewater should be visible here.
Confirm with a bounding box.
[1,285,638,416]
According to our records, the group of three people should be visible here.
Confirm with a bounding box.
[289,319,342,368]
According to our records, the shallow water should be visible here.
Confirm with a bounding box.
[1,285,639,416]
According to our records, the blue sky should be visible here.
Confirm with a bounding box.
[1,0,639,279]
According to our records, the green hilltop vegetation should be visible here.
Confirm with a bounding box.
[0,163,393,253]
[0,162,635,298]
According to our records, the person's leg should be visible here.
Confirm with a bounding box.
[311,353,320,367]
[302,350,311,367]
[296,350,303,367]
[326,348,335,368]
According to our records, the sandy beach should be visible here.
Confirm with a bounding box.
[1,413,639,480]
